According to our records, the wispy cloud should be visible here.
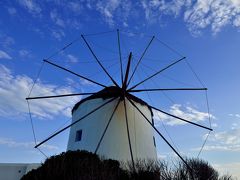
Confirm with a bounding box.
[18,0,42,16]
[8,1,240,36]
[193,127,240,152]
[154,104,214,126]
[51,29,65,41]
[229,113,240,118]
[95,0,132,26]
[80,78,96,86]
[140,0,240,35]
[209,128,240,145]
[193,144,240,152]
[85,0,240,35]
[68,2,82,14]
[66,54,78,63]
[213,162,240,179]
[0,137,58,151]
[231,123,239,129]
[184,0,240,35]
[0,34,15,49]
[0,64,80,119]
[50,9,65,28]
[96,0,120,26]
[65,77,96,88]
[7,7,17,16]
[0,50,12,60]
[19,49,33,59]
[141,0,190,21]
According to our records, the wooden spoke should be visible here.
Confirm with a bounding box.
[117,29,124,85]
[128,57,186,90]
[127,97,193,173]
[127,36,155,87]
[94,98,121,154]
[44,59,106,88]
[123,97,135,171]
[150,105,213,131]
[122,52,132,90]
[81,35,119,87]
[129,88,207,93]
[26,92,96,100]
[35,97,117,148]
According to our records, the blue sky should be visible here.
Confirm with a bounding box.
[0,0,240,178]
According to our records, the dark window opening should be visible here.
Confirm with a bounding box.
[75,130,82,142]
[153,136,156,147]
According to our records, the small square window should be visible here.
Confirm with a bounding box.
[75,130,82,142]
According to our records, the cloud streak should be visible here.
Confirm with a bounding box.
[0,137,58,151]
[50,9,65,28]
[51,29,65,41]
[0,64,81,119]
[213,162,240,179]
[90,0,240,35]
[11,1,240,36]
[19,49,33,59]
[18,0,42,16]
[184,0,240,35]
[95,0,132,27]
[0,50,12,59]
[192,127,240,152]
[66,54,78,63]
[153,104,214,126]
[7,7,17,16]
[0,34,15,49]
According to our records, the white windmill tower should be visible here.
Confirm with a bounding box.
[26,30,212,170]
[67,52,157,161]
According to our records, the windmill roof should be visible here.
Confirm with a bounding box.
[72,86,153,116]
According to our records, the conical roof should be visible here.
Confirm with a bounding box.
[72,86,153,115]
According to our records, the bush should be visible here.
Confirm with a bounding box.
[172,158,219,180]
[123,159,161,180]
[21,150,128,180]
[21,151,234,180]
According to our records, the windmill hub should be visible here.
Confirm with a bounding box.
[72,86,152,114]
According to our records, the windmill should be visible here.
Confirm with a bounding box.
[26,29,213,172]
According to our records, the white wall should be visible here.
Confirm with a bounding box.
[0,163,40,180]
[67,98,157,162]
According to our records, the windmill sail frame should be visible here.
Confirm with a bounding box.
[26,29,213,174]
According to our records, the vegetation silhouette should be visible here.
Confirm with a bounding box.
[21,150,233,180]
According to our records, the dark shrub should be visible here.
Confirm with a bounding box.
[21,150,128,180]
[172,158,229,180]
[124,159,161,180]
[21,151,234,180]
[218,174,234,180]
